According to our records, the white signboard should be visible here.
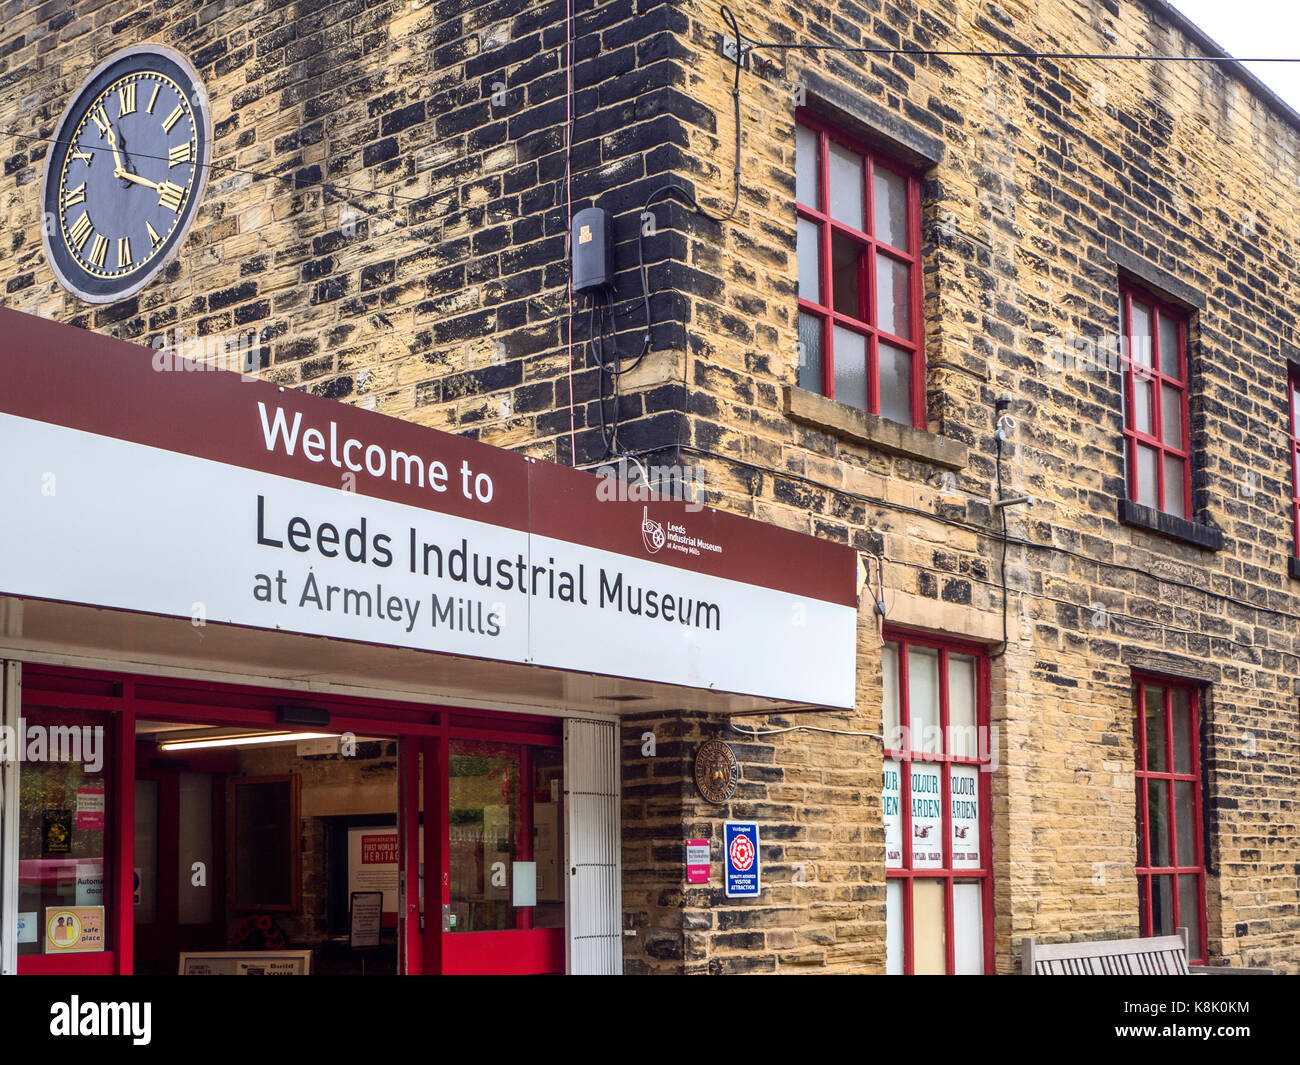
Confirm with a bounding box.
[179,950,312,975]
[910,763,943,869]
[950,765,981,869]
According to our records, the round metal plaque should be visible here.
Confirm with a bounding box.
[694,739,740,804]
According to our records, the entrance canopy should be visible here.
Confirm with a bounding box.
[0,309,858,716]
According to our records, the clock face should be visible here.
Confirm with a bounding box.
[41,46,211,303]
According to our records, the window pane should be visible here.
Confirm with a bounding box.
[18,707,114,956]
[134,780,158,925]
[1152,874,1175,936]
[1144,685,1167,771]
[882,642,900,746]
[1158,313,1179,378]
[1163,454,1186,518]
[953,882,984,974]
[1129,301,1153,366]
[1161,383,1183,447]
[1134,444,1158,508]
[796,217,821,302]
[177,772,214,926]
[831,230,862,316]
[910,762,944,869]
[950,765,981,869]
[797,312,823,393]
[873,164,909,250]
[1136,781,1146,864]
[832,325,867,410]
[1132,376,1153,435]
[883,759,902,868]
[1178,874,1202,960]
[827,140,864,228]
[907,645,940,752]
[1175,780,1196,866]
[1148,779,1171,866]
[875,252,911,339]
[878,341,913,426]
[1171,688,1193,774]
[449,741,520,932]
[886,879,904,974]
[913,879,947,974]
[947,653,976,758]
[795,123,819,208]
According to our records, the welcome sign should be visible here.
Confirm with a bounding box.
[0,309,858,708]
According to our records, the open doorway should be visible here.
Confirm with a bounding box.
[132,720,403,975]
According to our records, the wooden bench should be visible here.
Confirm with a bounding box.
[1022,929,1190,974]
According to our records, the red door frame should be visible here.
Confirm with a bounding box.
[15,663,566,975]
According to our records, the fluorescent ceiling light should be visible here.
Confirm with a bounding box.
[158,731,336,752]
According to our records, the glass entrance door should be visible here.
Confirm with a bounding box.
[420,731,565,974]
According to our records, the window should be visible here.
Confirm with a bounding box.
[881,632,992,974]
[795,113,923,426]
[1133,675,1206,963]
[1121,286,1192,518]
[1289,368,1300,560]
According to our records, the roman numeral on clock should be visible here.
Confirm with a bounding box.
[62,182,86,208]
[67,212,93,249]
[90,105,110,137]
[88,233,108,269]
[158,181,186,212]
[161,104,184,134]
[146,221,162,247]
[147,83,161,114]
[117,237,132,269]
[168,142,193,168]
[69,149,94,165]
[118,83,136,116]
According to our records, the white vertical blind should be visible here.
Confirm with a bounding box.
[563,718,621,975]
[0,661,19,975]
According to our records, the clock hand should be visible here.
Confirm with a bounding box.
[114,168,161,192]
[104,125,126,173]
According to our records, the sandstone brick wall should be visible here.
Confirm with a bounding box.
[2,0,1297,973]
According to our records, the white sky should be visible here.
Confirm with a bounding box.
[1171,0,1300,113]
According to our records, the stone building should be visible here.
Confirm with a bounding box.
[0,0,1296,974]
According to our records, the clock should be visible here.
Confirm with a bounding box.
[41,45,211,304]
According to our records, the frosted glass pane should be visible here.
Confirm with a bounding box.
[947,653,976,757]
[1153,875,1175,935]
[1161,384,1183,446]
[1179,875,1202,959]
[795,124,819,208]
[882,642,900,744]
[1175,780,1195,866]
[1133,376,1153,434]
[797,217,821,302]
[1134,444,1158,508]
[1158,313,1179,376]
[875,252,910,338]
[953,882,984,974]
[1148,779,1171,866]
[883,759,902,868]
[1144,685,1167,772]
[950,765,981,868]
[134,780,159,924]
[886,880,904,974]
[832,325,867,410]
[878,341,912,425]
[1171,687,1192,774]
[828,140,864,228]
[908,646,940,752]
[1130,301,1153,365]
[1163,454,1186,518]
[797,312,823,393]
[913,880,947,974]
[873,164,909,249]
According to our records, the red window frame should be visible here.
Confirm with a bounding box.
[1133,673,1207,964]
[882,628,993,974]
[795,110,925,426]
[1121,285,1193,518]
[1289,367,1300,560]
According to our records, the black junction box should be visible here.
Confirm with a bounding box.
[572,207,614,293]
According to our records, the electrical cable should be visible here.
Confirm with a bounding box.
[990,428,1010,660]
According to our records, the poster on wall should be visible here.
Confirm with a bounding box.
[347,828,399,914]
[44,906,104,954]
[950,765,981,869]
[349,891,383,949]
[74,785,105,830]
[882,760,902,869]
[43,809,72,854]
[910,763,943,869]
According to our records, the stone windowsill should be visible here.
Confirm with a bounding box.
[782,386,968,470]
[1117,498,1224,551]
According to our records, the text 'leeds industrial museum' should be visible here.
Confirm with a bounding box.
[0,0,1296,976]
